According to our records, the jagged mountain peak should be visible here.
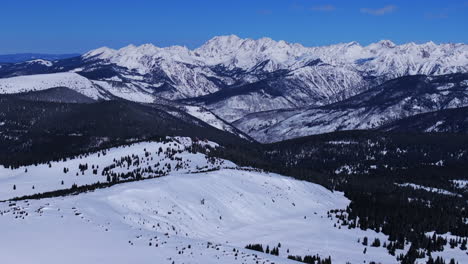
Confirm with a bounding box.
[203,34,243,45]
[194,35,308,69]
[83,46,116,59]
[82,36,467,73]
[345,41,361,47]
[376,39,396,48]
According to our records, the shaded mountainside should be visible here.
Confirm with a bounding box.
[0,93,251,166]
[212,130,468,185]
[234,73,468,142]
[380,106,468,134]
[263,130,468,180]
[0,83,250,141]
[14,87,97,104]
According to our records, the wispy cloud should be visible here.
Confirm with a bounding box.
[311,5,335,12]
[360,5,397,16]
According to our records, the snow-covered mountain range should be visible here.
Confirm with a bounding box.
[234,73,468,142]
[80,35,468,121]
[0,35,467,142]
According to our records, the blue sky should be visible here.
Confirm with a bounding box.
[1,0,467,54]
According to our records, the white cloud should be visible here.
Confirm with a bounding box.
[360,5,397,16]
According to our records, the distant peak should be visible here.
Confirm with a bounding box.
[121,43,159,52]
[346,41,361,47]
[207,34,242,43]
[137,43,160,50]
[377,40,396,48]
[91,46,115,53]
[123,44,137,49]
[424,41,436,46]
[83,46,116,58]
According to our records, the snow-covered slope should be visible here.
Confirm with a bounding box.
[183,105,251,140]
[0,71,162,103]
[0,170,387,264]
[235,73,468,142]
[1,136,466,263]
[379,105,468,134]
[0,137,233,201]
[0,72,105,100]
[1,169,466,263]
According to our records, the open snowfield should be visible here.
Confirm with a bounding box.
[1,169,400,264]
[0,138,466,264]
[0,72,105,99]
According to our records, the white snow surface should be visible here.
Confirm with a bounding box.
[395,183,461,197]
[84,36,468,76]
[0,169,403,264]
[91,79,157,103]
[0,137,233,201]
[24,59,53,66]
[0,72,104,100]
[0,138,466,263]
[452,179,468,189]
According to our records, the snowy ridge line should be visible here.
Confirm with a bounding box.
[189,166,265,174]
[81,36,468,122]
[2,166,269,202]
[0,136,236,201]
[1,176,136,202]
[182,105,253,140]
[2,136,211,168]
[84,35,468,74]
[3,167,256,202]
[0,72,105,100]
[395,183,462,197]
